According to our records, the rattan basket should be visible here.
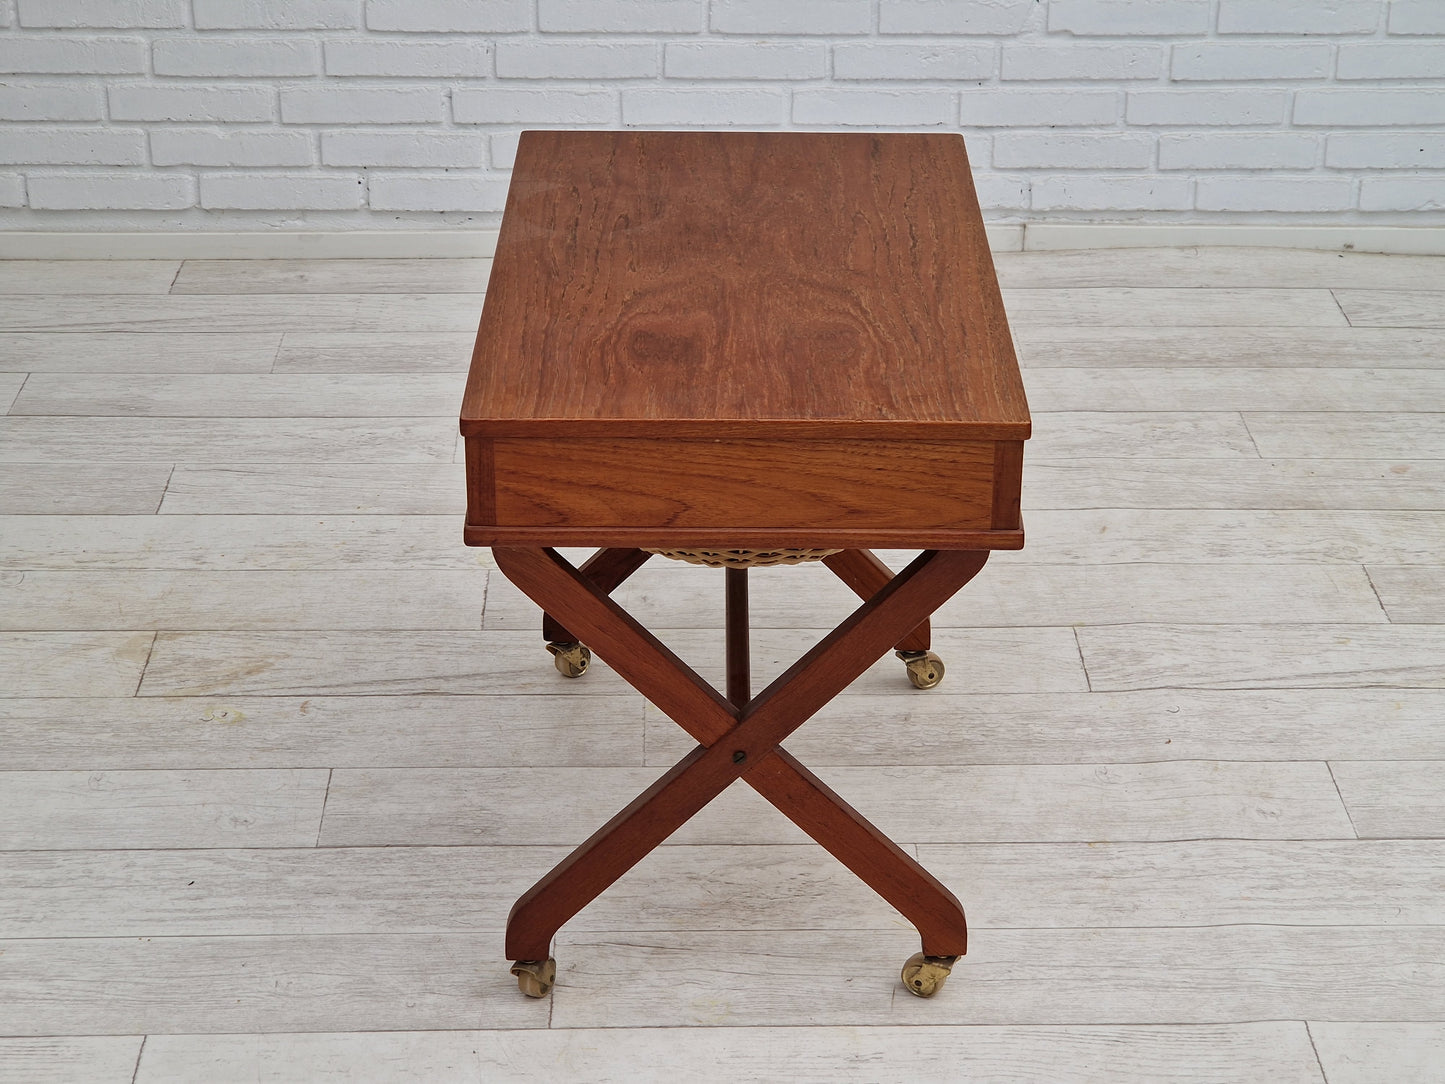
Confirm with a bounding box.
[644,547,842,568]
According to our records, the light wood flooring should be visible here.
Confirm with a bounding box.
[1,248,1443,1083]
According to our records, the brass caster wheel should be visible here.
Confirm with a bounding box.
[901,952,957,998]
[546,641,591,678]
[510,957,557,998]
[897,650,945,690]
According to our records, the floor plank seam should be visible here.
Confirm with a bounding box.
[1361,565,1391,623]
[1070,627,1092,691]
[1303,1021,1333,1084]
[5,371,28,414]
[129,1033,146,1084]
[1328,288,1353,327]
[315,767,334,849]
[1325,762,1362,841]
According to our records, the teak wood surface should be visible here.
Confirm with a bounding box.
[461,129,1030,552]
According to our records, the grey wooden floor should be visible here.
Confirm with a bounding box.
[1,248,1443,1083]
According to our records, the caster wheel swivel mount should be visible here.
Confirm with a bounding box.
[510,957,557,998]
[546,641,591,678]
[896,650,945,690]
[900,952,957,997]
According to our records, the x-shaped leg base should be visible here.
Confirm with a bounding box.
[492,546,989,996]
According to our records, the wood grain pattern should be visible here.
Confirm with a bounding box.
[0,1038,142,1084]
[0,514,489,570]
[465,131,1026,434]
[1025,369,1445,413]
[130,1025,1328,1083]
[0,569,489,630]
[995,247,1445,290]
[1002,509,1445,565]
[483,559,1386,630]
[1329,761,1445,839]
[0,464,171,513]
[1311,1022,1445,1084]
[1013,326,1445,369]
[135,626,1086,697]
[0,332,280,373]
[0,769,329,850]
[0,694,642,770]
[0,418,455,463]
[1366,566,1445,623]
[1002,287,1348,328]
[1024,458,1445,510]
[0,294,483,333]
[1333,289,1445,328]
[644,689,1445,766]
[11,373,460,418]
[316,761,1352,847]
[1245,413,1445,459]
[158,466,467,514]
[0,934,540,1035]
[491,436,997,530]
[1023,412,1260,459]
[1078,624,1445,690]
[171,258,493,295]
[550,926,1445,1027]
[0,260,179,294]
[273,332,474,373]
[0,631,153,696]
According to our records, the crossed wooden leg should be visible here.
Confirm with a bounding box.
[494,546,989,997]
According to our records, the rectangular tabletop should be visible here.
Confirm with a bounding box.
[461,130,1030,551]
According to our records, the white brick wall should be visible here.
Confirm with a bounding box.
[0,0,1440,230]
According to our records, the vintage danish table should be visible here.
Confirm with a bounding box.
[461,129,1031,1000]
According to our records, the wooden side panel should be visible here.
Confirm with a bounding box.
[462,435,494,528]
[992,440,1025,531]
[489,438,996,531]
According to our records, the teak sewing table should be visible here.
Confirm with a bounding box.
[461,129,1030,1000]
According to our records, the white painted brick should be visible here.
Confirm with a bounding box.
[972,173,1028,210]
[1001,44,1162,81]
[491,131,521,168]
[201,171,365,209]
[1159,133,1319,170]
[1360,177,1445,211]
[0,172,24,206]
[834,42,995,81]
[1327,132,1445,169]
[623,88,787,126]
[153,38,321,77]
[193,0,360,30]
[320,131,486,168]
[711,0,872,36]
[452,88,617,124]
[366,0,530,33]
[1196,176,1355,212]
[540,0,703,34]
[1218,0,1382,35]
[665,42,826,80]
[961,89,1119,127]
[496,42,659,79]
[27,171,194,209]
[1170,43,1334,81]
[325,40,491,77]
[992,132,1154,170]
[109,84,276,123]
[1295,89,1445,126]
[150,128,315,167]
[281,86,444,125]
[0,127,145,164]
[1048,0,1211,36]
[1127,89,1289,126]
[879,0,1035,35]
[0,35,146,73]
[17,0,185,27]
[1032,175,1193,211]
[1338,43,1445,80]
[0,81,103,120]
[368,172,511,211]
[1388,1,1445,34]
[793,89,954,127]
